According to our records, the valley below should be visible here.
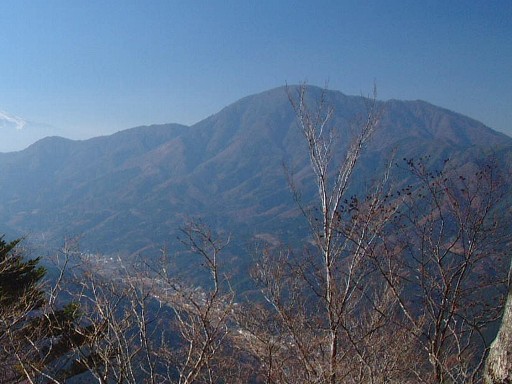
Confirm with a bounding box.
[1,85,512,383]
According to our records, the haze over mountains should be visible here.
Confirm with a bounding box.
[0,85,510,260]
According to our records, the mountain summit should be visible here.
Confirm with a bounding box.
[0,86,509,256]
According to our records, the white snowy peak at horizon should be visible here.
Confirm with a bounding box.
[0,110,59,153]
[0,110,27,130]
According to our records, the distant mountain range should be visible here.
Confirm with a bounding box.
[0,85,510,263]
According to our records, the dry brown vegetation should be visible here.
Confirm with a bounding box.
[1,85,511,383]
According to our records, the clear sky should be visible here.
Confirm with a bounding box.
[0,1,510,139]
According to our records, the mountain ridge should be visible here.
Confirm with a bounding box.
[0,86,510,259]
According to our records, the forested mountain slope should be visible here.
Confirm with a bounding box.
[0,85,509,257]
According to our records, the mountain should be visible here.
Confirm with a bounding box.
[0,111,60,153]
[0,86,510,262]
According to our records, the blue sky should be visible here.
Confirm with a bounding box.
[0,1,510,139]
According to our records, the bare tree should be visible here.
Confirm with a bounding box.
[288,83,380,384]
[0,235,163,384]
[38,221,240,384]
[240,85,510,384]
[237,84,412,384]
[156,220,237,384]
[373,158,510,383]
[6,84,509,384]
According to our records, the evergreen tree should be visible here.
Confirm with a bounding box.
[0,236,46,310]
[0,236,92,383]
[0,236,47,381]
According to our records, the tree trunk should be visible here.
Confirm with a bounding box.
[484,262,512,384]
